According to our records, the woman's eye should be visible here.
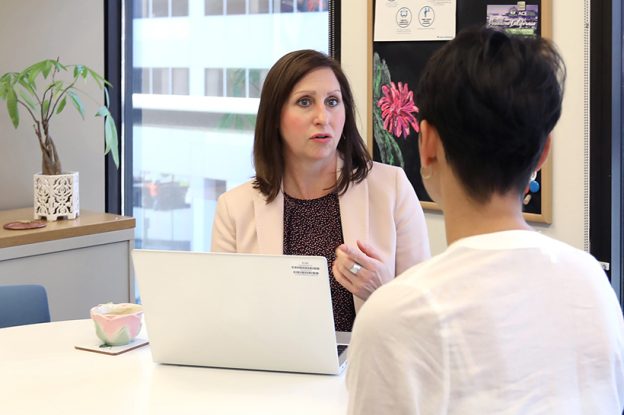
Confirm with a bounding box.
[297,97,312,107]
[326,97,340,107]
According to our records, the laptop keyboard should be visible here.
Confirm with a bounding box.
[337,344,348,356]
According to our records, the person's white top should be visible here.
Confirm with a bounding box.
[347,230,624,415]
[0,319,347,415]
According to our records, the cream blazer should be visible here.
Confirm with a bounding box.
[211,161,431,311]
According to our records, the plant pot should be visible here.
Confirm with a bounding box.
[33,172,80,221]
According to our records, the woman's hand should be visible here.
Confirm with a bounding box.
[333,240,391,301]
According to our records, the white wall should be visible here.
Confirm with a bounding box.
[341,0,589,254]
[0,0,105,212]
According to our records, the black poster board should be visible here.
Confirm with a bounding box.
[369,0,552,223]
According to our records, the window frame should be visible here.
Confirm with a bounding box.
[589,0,623,305]
[105,0,341,216]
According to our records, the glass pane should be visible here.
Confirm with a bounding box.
[172,0,190,16]
[296,0,327,12]
[129,0,329,252]
[133,0,150,18]
[205,0,224,15]
[275,0,294,13]
[226,68,246,97]
[248,68,267,98]
[226,0,246,15]
[205,68,224,96]
[151,68,170,94]
[249,0,269,14]
[152,0,169,17]
[133,67,151,93]
[172,68,190,95]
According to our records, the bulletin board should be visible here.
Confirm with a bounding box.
[368,0,553,223]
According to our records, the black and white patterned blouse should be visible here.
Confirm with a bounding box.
[283,192,356,332]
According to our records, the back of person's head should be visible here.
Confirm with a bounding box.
[416,26,566,202]
[253,49,371,202]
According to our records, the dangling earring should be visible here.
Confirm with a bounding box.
[420,166,432,180]
[528,171,540,193]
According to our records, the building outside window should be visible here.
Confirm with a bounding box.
[129,0,330,251]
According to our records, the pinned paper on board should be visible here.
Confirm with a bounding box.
[370,0,553,223]
[374,0,456,42]
[486,3,539,36]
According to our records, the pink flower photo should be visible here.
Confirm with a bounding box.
[377,81,420,139]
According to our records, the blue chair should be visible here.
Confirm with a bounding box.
[0,284,51,328]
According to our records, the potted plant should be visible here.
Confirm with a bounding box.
[0,58,119,221]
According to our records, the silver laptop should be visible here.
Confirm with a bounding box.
[131,249,349,375]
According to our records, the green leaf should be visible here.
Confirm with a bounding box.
[373,108,404,168]
[103,87,110,107]
[67,90,85,119]
[18,75,37,97]
[41,60,54,79]
[73,64,88,80]
[6,87,19,128]
[56,96,67,114]
[17,88,36,111]
[0,72,11,84]
[24,60,44,75]
[0,81,7,100]
[51,80,64,92]
[94,105,110,117]
[53,60,67,72]
[87,68,104,89]
[42,99,50,116]
[104,115,120,168]
[0,58,119,168]
[0,73,16,98]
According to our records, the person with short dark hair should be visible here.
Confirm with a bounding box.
[211,49,430,331]
[346,27,624,414]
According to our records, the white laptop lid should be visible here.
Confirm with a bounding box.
[132,249,347,375]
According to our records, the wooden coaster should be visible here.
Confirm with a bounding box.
[3,220,47,230]
[75,338,149,356]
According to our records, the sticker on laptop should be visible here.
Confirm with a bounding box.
[290,260,321,277]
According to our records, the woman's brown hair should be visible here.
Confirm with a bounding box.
[252,49,372,202]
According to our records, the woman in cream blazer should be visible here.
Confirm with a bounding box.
[211,159,430,312]
[211,49,430,317]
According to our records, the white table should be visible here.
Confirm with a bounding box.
[0,319,348,415]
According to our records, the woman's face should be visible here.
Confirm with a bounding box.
[279,67,345,165]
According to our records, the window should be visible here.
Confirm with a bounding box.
[133,67,190,94]
[226,68,246,97]
[276,0,293,12]
[151,68,170,94]
[204,0,328,15]
[227,0,247,14]
[205,0,224,15]
[134,0,191,18]
[248,68,268,98]
[172,68,190,95]
[171,0,189,16]
[132,67,151,93]
[249,0,269,13]
[152,0,169,16]
[205,68,224,96]
[589,0,623,304]
[124,0,332,252]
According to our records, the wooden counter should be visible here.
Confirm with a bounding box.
[0,208,136,321]
[0,208,135,248]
